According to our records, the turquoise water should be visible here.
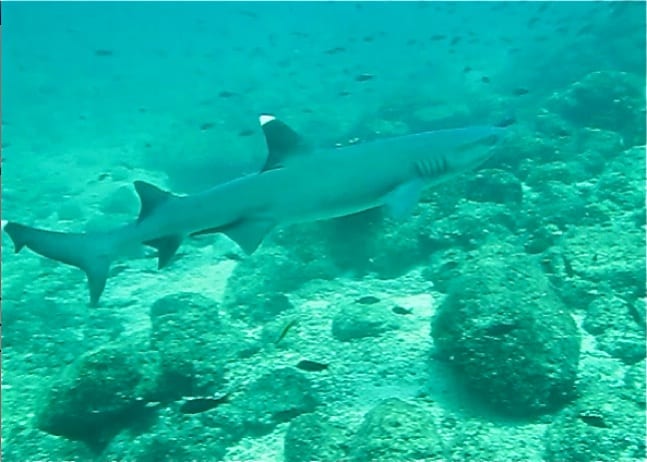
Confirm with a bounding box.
[2,2,645,461]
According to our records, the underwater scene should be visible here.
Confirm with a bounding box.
[1,1,646,461]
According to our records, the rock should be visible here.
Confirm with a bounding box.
[421,200,517,256]
[431,244,580,415]
[35,344,153,450]
[623,359,646,406]
[464,168,522,205]
[560,223,645,302]
[546,70,645,146]
[449,420,542,461]
[522,180,588,229]
[103,404,244,461]
[235,367,318,434]
[100,185,138,216]
[583,294,645,364]
[331,299,399,341]
[543,391,646,462]
[592,146,645,215]
[284,413,349,462]
[221,247,336,322]
[57,199,84,221]
[149,292,252,400]
[349,398,446,461]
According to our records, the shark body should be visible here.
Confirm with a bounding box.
[3,115,505,304]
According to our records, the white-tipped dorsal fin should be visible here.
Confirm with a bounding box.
[258,113,310,171]
[1,220,7,230]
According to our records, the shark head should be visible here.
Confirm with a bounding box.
[443,125,505,173]
[406,125,505,181]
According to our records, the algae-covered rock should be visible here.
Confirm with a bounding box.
[560,223,646,301]
[623,359,646,406]
[431,244,580,416]
[464,168,522,205]
[221,247,336,322]
[149,292,254,400]
[449,420,542,461]
[422,199,518,256]
[543,391,646,462]
[546,70,645,145]
[235,367,319,434]
[35,344,154,450]
[100,184,139,216]
[56,198,84,221]
[331,298,399,341]
[349,398,446,461]
[284,413,349,462]
[592,145,645,215]
[523,180,588,229]
[583,294,645,364]
[103,403,245,461]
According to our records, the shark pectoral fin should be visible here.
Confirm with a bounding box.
[144,235,183,269]
[85,256,111,306]
[384,180,424,220]
[259,114,310,171]
[223,219,274,254]
[134,181,176,223]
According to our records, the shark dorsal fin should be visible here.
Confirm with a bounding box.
[134,181,174,222]
[259,114,309,171]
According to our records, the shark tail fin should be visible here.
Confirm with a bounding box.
[3,221,114,305]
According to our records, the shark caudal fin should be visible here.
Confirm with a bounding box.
[3,221,113,305]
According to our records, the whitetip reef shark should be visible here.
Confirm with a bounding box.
[2,114,506,305]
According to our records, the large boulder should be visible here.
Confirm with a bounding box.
[546,70,645,145]
[431,244,580,416]
[348,398,446,461]
[35,344,155,451]
[284,413,349,462]
[543,391,646,462]
[149,292,256,400]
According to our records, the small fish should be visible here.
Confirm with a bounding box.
[463,66,472,73]
[238,10,258,19]
[481,76,491,83]
[275,318,299,344]
[450,36,462,46]
[324,46,346,55]
[355,73,375,82]
[512,87,529,96]
[363,35,374,42]
[218,90,236,98]
[356,295,380,305]
[296,360,329,372]
[200,122,215,131]
[338,90,351,97]
[392,305,413,315]
[578,413,608,428]
[94,49,113,57]
[430,34,446,41]
[179,394,230,414]
[238,129,254,137]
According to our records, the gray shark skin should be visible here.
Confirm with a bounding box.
[3,115,505,305]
